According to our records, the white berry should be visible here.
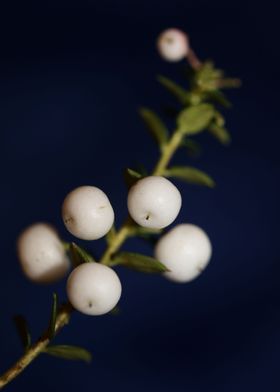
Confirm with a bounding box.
[66,262,122,316]
[155,224,212,283]
[62,186,114,240]
[157,28,189,62]
[17,223,69,284]
[127,176,182,229]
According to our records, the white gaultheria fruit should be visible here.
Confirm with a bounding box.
[66,262,122,316]
[62,186,114,240]
[157,28,189,62]
[127,176,182,229]
[17,223,70,284]
[155,224,212,283]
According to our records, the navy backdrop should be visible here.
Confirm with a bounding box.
[0,1,279,391]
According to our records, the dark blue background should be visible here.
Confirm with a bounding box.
[0,1,279,391]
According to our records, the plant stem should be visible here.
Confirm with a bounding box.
[0,128,183,389]
[0,303,72,389]
[100,217,133,266]
[153,130,183,175]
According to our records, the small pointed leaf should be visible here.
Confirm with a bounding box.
[213,111,225,127]
[13,315,31,352]
[44,345,92,363]
[157,75,189,105]
[48,293,58,339]
[203,90,232,108]
[139,108,168,149]
[70,243,95,266]
[177,104,214,135]
[164,166,215,188]
[208,123,231,145]
[112,252,169,274]
[124,168,143,188]
[195,61,224,91]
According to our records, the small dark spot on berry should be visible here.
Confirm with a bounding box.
[64,217,73,224]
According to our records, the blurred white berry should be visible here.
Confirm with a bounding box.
[62,186,114,240]
[17,223,69,284]
[155,224,212,283]
[127,176,182,229]
[157,28,189,62]
[66,262,122,316]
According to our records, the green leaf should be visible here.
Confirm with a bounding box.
[177,103,214,135]
[111,252,169,274]
[164,166,215,188]
[157,75,189,105]
[194,61,241,92]
[213,111,225,127]
[208,123,231,145]
[203,90,232,108]
[124,168,143,188]
[139,108,168,149]
[48,293,58,339]
[106,225,116,246]
[70,243,95,266]
[195,61,224,91]
[195,61,224,90]
[44,345,92,363]
[13,315,31,352]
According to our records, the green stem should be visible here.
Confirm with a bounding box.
[0,304,72,389]
[0,128,183,389]
[100,217,134,265]
[153,130,183,175]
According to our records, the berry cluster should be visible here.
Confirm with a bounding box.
[0,27,241,388]
[17,29,216,318]
[18,175,211,316]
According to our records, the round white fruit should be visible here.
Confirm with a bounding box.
[127,176,182,229]
[157,28,189,62]
[62,186,114,240]
[17,223,69,284]
[66,262,122,316]
[155,224,212,283]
